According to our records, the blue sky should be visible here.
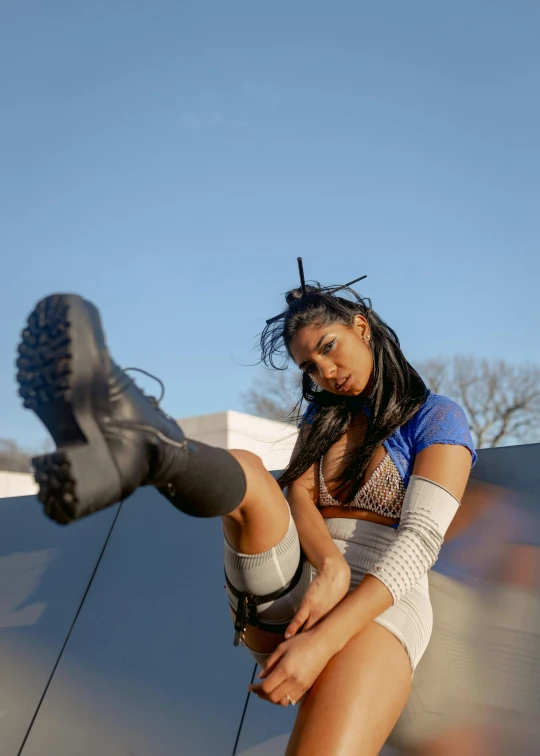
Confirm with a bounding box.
[1,0,539,450]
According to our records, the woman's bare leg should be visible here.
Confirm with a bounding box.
[286,622,411,756]
[223,449,291,553]
[222,449,300,656]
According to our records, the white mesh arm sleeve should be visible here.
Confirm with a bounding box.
[367,475,460,604]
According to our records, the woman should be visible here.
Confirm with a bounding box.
[16,278,476,755]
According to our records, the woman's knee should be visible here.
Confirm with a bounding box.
[229,448,266,474]
[229,448,277,501]
[223,449,289,548]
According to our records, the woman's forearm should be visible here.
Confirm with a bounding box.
[311,472,461,656]
[287,487,347,573]
[313,574,393,655]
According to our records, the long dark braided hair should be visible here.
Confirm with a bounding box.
[260,284,428,498]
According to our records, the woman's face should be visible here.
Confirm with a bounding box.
[288,315,374,397]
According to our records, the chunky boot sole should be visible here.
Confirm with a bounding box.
[17,295,124,524]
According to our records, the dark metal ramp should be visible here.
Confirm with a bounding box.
[1,444,538,755]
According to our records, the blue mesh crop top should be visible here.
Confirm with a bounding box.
[300,392,477,491]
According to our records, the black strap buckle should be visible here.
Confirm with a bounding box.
[226,552,306,646]
[233,592,259,646]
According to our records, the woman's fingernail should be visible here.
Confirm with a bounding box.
[285,632,291,639]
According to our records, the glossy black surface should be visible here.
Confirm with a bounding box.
[19,488,255,756]
[0,495,118,755]
[2,444,538,755]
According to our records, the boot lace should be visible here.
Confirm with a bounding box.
[123,367,165,407]
[113,367,187,452]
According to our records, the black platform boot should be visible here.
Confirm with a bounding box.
[16,294,247,525]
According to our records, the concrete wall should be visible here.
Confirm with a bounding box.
[178,410,298,471]
[0,412,298,500]
[0,471,38,499]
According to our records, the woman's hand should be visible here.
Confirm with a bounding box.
[248,628,333,707]
[285,556,350,639]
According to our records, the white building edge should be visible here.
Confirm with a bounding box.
[0,411,298,498]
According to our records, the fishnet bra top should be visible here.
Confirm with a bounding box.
[318,453,406,519]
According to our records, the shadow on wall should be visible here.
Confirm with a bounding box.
[0,548,56,628]
[0,496,119,756]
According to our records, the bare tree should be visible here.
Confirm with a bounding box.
[243,357,540,449]
[242,370,302,424]
[0,437,54,473]
[0,439,32,473]
[417,357,540,448]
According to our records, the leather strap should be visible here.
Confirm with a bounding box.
[225,554,307,644]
